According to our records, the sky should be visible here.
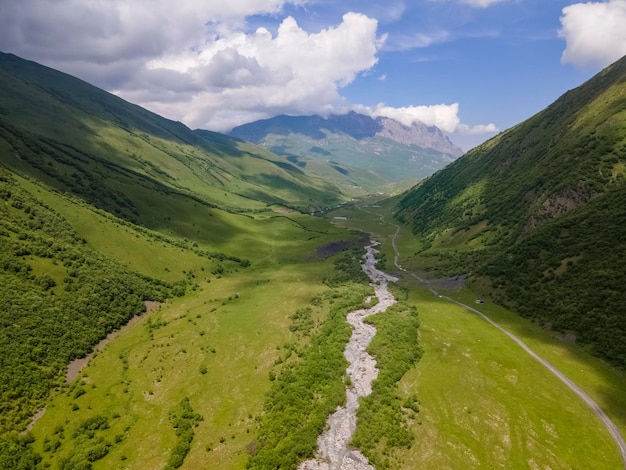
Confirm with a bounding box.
[2,1,626,150]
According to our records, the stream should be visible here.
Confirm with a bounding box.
[299,242,397,470]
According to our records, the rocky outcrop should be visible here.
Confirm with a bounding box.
[375,116,463,157]
[525,186,593,231]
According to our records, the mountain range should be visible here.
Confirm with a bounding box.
[230,112,463,192]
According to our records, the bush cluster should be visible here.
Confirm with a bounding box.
[351,302,422,468]
[165,398,203,469]
[0,171,175,439]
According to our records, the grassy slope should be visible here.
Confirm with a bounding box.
[397,284,624,469]
[11,164,357,469]
[0,52,342,223]
[393,55,626,369]
[329,201,626,469]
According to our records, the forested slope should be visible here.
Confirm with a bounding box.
[395,55,626,368]
[0,168,177,463]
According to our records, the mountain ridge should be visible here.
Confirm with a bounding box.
[230,111,462,156]
[395,54,626,368]
[229,111,463,192]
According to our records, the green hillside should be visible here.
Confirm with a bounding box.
[395,55,626,368]
[0,53,366,468]
[0,52,341,226]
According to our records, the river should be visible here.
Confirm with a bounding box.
[299,241,397,470]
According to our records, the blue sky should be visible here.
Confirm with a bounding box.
[2,0,625,150]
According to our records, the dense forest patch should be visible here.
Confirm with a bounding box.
[0,169,179,442]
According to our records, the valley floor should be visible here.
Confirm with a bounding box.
[21,199,626,470]
[327,201,626,469]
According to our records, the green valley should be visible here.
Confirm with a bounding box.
[1,49,626,470]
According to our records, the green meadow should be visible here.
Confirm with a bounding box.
[331,202,626,469]
[395,284,624,469]
[27,219,359,469]
[30,262,331,469]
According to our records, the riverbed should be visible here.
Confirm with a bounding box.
[299,242,397,470]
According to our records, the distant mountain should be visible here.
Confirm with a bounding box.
[395,54,626,368]
[229,112,463,192]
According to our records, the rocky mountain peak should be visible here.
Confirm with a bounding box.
[230,111,463,157]
[374,116,463,157]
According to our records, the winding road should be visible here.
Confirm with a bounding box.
[386,219,626,468]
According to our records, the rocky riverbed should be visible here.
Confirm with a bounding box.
[299,242,397,470]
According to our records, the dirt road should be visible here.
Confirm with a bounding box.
[389,225,626,468]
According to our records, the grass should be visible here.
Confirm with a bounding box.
[248,281,371,470]
[15,175,223,282]
[333,202,626,469]
[30,259,340,469]
[450,285,626,435]
[391,283,623,469]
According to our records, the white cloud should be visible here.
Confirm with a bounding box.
[559,0,626,68]
[460,0,508,7]
[130,13,385,131]
[351,102,498,151]
[385,30,451,51]
[0,1,299,61]
[456,123,499,134]
[370,103,460,132]
[360,103,496,136]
